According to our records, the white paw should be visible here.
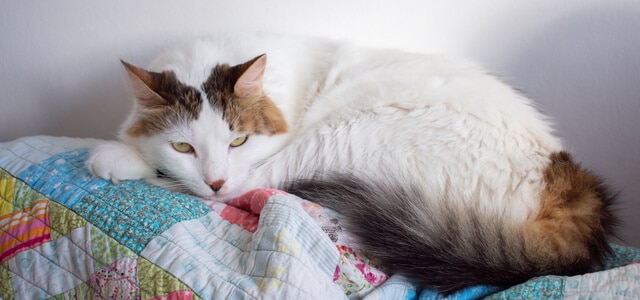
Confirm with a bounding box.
[85,141,155,184]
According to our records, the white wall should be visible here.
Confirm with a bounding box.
[1,1,639,246]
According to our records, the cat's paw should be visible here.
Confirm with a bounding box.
[86,141,155,184]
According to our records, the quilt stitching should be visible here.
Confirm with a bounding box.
[145,220,258,298]
[18,149,210,252]
[0,199,50,263]
[0,181,87,297]
[144,216,320,298]
[0,169,199,299]
[6,139,340,300]
[1,144,215,298]
[1,201,197,299]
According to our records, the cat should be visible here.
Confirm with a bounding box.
[86,32,616,292]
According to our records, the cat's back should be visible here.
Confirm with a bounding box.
[307,44,561,152]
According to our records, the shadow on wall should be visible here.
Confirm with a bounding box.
[488,6,640,246]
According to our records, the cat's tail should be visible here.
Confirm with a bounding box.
[285,151,617,293]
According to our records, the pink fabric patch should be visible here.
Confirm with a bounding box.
[89,256,139,299]
[214,189,286,232]
[0,199,51,263]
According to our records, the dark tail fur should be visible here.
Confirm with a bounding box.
[286,152,617,293]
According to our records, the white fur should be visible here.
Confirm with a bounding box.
[87,33,562,222]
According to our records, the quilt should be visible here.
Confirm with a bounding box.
[1,136,639,299]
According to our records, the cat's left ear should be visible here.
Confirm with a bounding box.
[121,60,167,108]
[234,54,266,98]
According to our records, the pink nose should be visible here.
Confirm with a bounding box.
[209,179,225,192]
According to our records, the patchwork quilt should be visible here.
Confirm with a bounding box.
[1,136,639,299]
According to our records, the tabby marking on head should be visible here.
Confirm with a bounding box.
[121,61,203,137]
[203,54,288,135]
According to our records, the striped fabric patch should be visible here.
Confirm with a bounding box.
[0,199,50,263]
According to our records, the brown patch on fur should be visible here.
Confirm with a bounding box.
[121,61,203,137]
[523,151,616,275]
[202,55,288,135]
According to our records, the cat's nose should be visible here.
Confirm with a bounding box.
[209,179,226,192]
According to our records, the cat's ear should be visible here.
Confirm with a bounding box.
[234,54,266,98]
[121,60,166,107]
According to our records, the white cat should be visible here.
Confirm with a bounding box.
[86,33,616,292]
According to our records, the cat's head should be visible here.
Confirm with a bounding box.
[119,54,288,202]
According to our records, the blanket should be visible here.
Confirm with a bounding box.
[1,136,639,299]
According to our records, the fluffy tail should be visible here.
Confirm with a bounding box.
[286,152,617,293]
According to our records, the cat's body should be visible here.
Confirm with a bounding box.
[86,33,616,292]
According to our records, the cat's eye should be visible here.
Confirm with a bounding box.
[230,136,248,147]
[171,142,194,153]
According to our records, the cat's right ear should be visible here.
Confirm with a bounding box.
[234,54,267,98]
[121,60,166,107]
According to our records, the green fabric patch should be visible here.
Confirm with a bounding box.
[0,167,45,212]
[49,201,88,240]
[138,257,200,300]
[90,225,135,270]
[0,261,13,300]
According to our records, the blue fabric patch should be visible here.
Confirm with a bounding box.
[485,276,564,299]
[420,285,502,300]
[74,180,210,253]
[603,244,640,269]
[18,148,108,207]
[17,148,211,253]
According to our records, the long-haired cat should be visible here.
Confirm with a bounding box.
[86,33,616,292]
